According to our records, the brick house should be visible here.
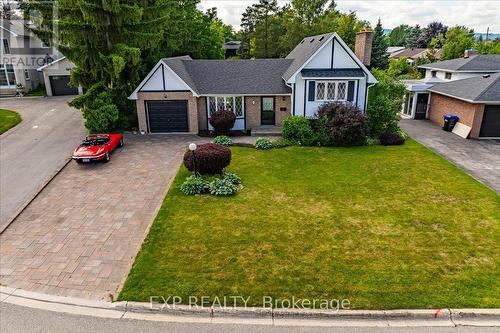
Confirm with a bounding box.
[129,31,377,134]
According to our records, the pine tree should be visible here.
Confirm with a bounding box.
[371,19,388,69]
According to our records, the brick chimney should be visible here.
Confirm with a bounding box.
[464,49,479,58]
[355,29,374,66]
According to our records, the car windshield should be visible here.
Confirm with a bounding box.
[80,137,110,146]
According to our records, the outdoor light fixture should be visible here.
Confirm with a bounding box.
[189,143,197,175]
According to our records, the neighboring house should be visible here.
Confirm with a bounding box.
[222,41,241,58]
[386,46,405,56]
[129,31,377,134]
[402,53,500,139]
[37,56,82,96]
[390,48,442,64]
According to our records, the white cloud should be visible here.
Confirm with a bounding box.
[198,0,499,32]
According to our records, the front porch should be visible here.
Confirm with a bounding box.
[401,79,435,119]
[251,125,282,137]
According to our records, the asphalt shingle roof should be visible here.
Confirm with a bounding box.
[301,68,365,78]
[428,72,500,102]
[419,55,500,72]
[163,57,293,95]
[283,32,335,81]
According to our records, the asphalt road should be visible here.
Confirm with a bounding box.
[0,96,85,231]
[0,303,497,333]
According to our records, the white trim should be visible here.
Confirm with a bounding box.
[37,57,67,71]
[0,25,19,37]
[160,60,198,96]
[285,32,377,84]
[199,93,291,97]
[314,80,348,102]
[418,66,500,73]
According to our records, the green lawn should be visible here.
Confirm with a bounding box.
[0,109,22,134]
[24,87,46,97]
[119,140,500,309]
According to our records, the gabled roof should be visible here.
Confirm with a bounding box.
[419,55,500,72]
[283,32,335,81]
[428,72,500,103]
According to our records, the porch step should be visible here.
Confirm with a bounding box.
[251,126,282,137]
[0,89,16,97]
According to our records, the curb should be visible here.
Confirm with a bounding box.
[0,157,72,234]
[1,287,499,327]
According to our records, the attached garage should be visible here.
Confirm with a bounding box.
[49,75,78,96]
[146,100,189,133]
[479,105,500,138]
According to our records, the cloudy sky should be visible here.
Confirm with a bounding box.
[198,0,499,33]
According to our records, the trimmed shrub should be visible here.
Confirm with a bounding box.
[255,138,273,150]
[209,109,236,135]
[223,172,241,185]
[213,135,233,146]
[209,178,238,196]
[180,175,210,195]
[282,116,314,145]
[183,143,231,175]
[317,102,367,146]
[379,131,405,146]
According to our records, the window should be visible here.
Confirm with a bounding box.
[445,72,452,79]
[24,69,30,81]
[431,71,437,78]
[207,96,244,118]
[2,39,10,54]
[315,81,348,101]
[0,64,16,87]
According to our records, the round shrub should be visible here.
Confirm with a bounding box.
[255,138,273,150]
[282,116,314,145]
[180,175,210,195]
[317,102,367,146]
[183,143,231,175]
[223,172,241,185]
[213,135,233,146]
[209,109,236,135]
[209,178,238,196]
[379,131,405,146]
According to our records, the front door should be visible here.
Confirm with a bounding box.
[414,93,429,120]
[261,97,275,125]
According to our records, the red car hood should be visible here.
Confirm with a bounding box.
[73,145,106,157]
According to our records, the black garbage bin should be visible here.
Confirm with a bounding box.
[443,115,459,131]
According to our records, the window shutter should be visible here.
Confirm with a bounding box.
[347,81,355,102]
[308,81,315,101]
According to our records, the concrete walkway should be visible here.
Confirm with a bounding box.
[400,119,500,193]
[0,96,86,231]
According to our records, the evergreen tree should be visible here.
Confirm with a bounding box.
[387,24,411,46]
[417,22,447,48]
[371,19,388,69]
[406,25,421,48]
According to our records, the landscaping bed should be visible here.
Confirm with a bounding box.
[0,109,22,134]
[119,141,500,309]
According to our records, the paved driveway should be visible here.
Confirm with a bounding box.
[400,119,500,193]
[0,135,200,300]
[0,97,86,231]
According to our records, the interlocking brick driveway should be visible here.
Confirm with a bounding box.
[0,135,201,300]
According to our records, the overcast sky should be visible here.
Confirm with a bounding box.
[198,0,500,33]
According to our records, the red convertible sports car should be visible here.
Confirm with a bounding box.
[72,134,124,163]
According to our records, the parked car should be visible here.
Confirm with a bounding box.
[72,134,123,163]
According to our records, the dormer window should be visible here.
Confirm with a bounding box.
[445,72,452,79]
[431,71,437,78]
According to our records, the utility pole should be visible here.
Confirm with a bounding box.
[486,27,489,41]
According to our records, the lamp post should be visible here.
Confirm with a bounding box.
[189,143,197,176]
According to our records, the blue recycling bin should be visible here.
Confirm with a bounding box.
[443,115,459,131]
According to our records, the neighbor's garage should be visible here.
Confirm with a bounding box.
[479,105,500,138]
[49,75,79,96]
[146,100,189,133]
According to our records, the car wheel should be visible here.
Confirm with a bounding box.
[75,159,83,164]
[103,152,110,163]
[118,138,124,147]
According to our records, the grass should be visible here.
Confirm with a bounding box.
[119,140,500,309]
[0,109,22,134]
[24,87,46,97]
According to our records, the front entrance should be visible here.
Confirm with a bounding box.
[414,93,429,120]
[479,105,500,138]
[261,97,275,125]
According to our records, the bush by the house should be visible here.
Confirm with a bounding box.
[183,143,231,175]
[317,102,367,146]
[272,137,294,148]
[223,172,241,185]
[213,135,233,146]
[282,116,314,145]
[366,69,406,137]
[180,175,210,195]
[209,109,236,135]
[255,138,273,150]
[209,178,238,196]
[379,131,406,146]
